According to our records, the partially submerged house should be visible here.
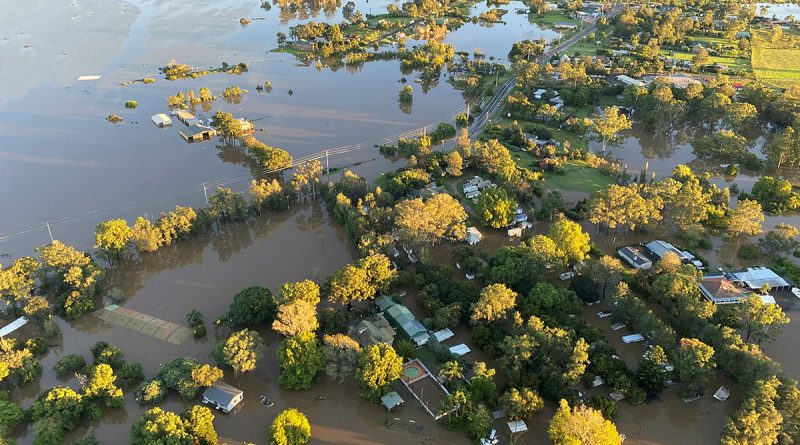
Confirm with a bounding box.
[376,295,429,346]
[174,110,203,126]
[202,381,243,413]
[617,246,653,270]
[150,113,172,128]
[349,314,396,347]
[699,270,787,305]
[180,125,217,143]
[730,267,794,291]
[643,240,704,270]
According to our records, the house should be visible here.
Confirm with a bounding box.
[384,302,429,346]
[180,125,217,143]
[699,275,747,304]
[617,246,653,270]
[349,314,396,347]
[730,267,794,291]
[553,22,578,30]
[150,113,172,128]
[643,240,704,269]
[653,73,701,89]
[202,381,243,413]
[466,227,482,245]
[533,88,548,100]
[616,74,645,87]
[174,110,202,126]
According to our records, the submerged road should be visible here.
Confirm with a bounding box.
[469,4,623,137]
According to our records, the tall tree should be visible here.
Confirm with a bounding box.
[269,408,311,445]
[591,107,632,152]
[355,343,403,401]
[321,334,361,382]
[278,280,321,306]
[130,407,190,445]
[394,194,468,245]
[674,338,715,397]
[583,256,624,300]
[475,187,516,228]
[272,300,319,337]
[327,264,374,307]
[548,218,591,264]
[445,151,463,177]
[727,199,764,241]
[548,399,622,445]
[499,387,544,420]
[737,296,789,344]
[636,345,668,396]
[722,377,783,445]
[217,329,263,375]
[94,219,132,263]
[277,332,323,390]
[471,284,517,323]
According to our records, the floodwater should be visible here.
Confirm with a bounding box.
[756,3,800,20]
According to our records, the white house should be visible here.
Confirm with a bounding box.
[202,381,243,413]
[466,227,483,245]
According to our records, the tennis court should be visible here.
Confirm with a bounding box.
[92,304,193,345]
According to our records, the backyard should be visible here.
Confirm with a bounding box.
[542,159,614,193]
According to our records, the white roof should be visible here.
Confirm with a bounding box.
[433,328,454,342]
[731,267,792,290]
[0,317,27,337]
[151,114,172,125]
[759,295,777,304]
[616,74,645,87]
[507,420,528,433]
[449,343,471,356]
[622,334,644,343]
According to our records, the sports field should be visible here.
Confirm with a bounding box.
[751,33,800,88]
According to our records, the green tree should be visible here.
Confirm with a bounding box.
[591,107,632,152]
[278,279,320,305]
[130,407,191,445]
[548,399,622,445]
[445,151,463,177]
[549,218,591,264]
[636,345,668,396]
[583,256,624,300]
[359,253,396,293]
[83,364,124,408]
[475,187,516,228]
[722,376,782,445]
[674,338,715,397]
[272,300,319,337]
[471,284,517,323]
[499,387,544,420]
[438,360,464,386]
[394,194,468,245]
[355,343,404,401]
[191,364,223,387]
[321,333,361,382]
[131,217,163,253]
[184,405,218,445]
[277,332,324,390]
[750,176,800,214]
[94,219,132,263]
[211,111,245,142]
[327,264,374,307]
[219,286,276,328]
[727,199,764,241]
[737,296,790,344]
[31,386,84,433]
[759,223,800,257]
[269,408,311,445]
[0,394,24,437]
[218,329,264,375]
[668,177,710,231]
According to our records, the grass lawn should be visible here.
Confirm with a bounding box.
[528,10,578,26]
[659,48,750,72]
[751,34,800,88]
[542,160,614,193]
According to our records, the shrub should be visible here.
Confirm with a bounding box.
[25,337,49,356]
[125,100,138,109]
[54,354,86,377]
[106,114,123,123]
[118,362,146,387]
[737,243,760,260]
[134,379,167,405]
[142,77,155,84]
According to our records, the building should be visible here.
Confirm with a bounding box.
[553,22,578,30]
[730,267,794,291]
[150,113,172,128]
[643,240,704,270]
[617,246,653,270]
[174,110,202,126]
[616,74,646,87]
[349,314,396,347]
[381,391,404,411]
[466,227,482,245]
[180,125,217,143]
[202,381,243,413]
[651,73,701,89]
[386,304,429,346]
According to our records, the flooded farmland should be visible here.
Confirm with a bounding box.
[3,0,800,444]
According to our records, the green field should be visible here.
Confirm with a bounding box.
[528,10,578,27]
[751,35,800,88]
[542,160,614,193]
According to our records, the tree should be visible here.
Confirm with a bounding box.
[668,177,710,231]
[722,376,782,445]
[750,176,800,214]
[438,360,464,386]
[589,184,662,233]
[327,264,374,307]
[273,300,319,337]
[549,218,590,264]
[130,407,191,445]
[220,286,276,328]
[31,386,84,432]
[674,338,715,397]
[475,187,516,228]
[759,223,800,257]
[499,387,543,420]
[131,217,163,253]
[269,408,311,445]
[591,107,632,152]
[727,199,764,240]
[445,151,463,176]
[277,332,324,390]
[471,284,517,323]
[692,47,709,66]
[218,329,263,375]
[321,334,361,382]
[191,364,223,387]
[355,343,403,401]
[737,296,789,344]
[94,219,132,262]
[184,405,218,445]
[242,136,293,171]
[548,399,622,445]
[0,394,24,437]
[211,111,246,142]
[764,126,800,173]
[83,364,124,408]
[583,256,624,300]
[636,345,668,396]
[394,194,468,245]
[358,253,396,293]
[278,280,320,306]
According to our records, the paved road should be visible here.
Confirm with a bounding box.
[468,5,623,137]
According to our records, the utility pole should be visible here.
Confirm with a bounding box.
[325,149,329,176]
[202,183,209,205]
[46,222,54,243]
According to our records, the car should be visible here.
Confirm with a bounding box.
[559,271,575,280]
[597,311,612,318]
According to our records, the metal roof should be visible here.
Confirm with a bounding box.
[203,381,242,406]
[381,391,404,410]
[731,267,793,290]
[0,317,27,337]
